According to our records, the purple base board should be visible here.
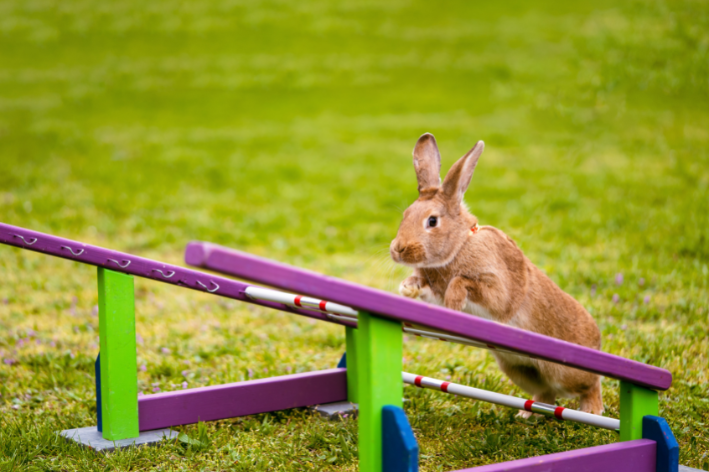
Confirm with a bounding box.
[185,242,672,391]
[452,439,656,472]
[138,368,347,431]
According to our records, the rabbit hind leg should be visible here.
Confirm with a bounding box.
[578,379,604,415]
[492,356,555,419]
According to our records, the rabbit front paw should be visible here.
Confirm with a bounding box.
[399,277,424,299]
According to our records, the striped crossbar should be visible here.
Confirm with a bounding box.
[402,372,620,430]
[245,286,522,358]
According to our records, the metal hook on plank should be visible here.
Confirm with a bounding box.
[153,269,175,278]
[196,280,220,293]
[107,258,131,268]
[61,246,85,256]
[14,235,38,245]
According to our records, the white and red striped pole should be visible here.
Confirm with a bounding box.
[402,372,619,431]
[244,287,520,356]
[245,286,359,318]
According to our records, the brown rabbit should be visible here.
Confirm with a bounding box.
[390,133,604,417]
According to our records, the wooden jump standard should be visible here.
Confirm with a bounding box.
[0,223,678,472]
[185,241,677,472]
[0,223,350,440]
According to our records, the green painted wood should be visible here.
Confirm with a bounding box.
[98,267,139,441]
[345,326,359,403]
[356,311,403,472]
[619,380,659,441]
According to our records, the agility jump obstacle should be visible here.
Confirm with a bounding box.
[0,223,679,472]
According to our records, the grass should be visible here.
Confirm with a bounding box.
[0,0,708,469]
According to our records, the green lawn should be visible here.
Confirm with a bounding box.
[1,0,708,470]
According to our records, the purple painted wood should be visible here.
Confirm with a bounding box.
[185,242,672,391]
[0,223,354,328]
[450,439,656,472]
[138,368,347,431]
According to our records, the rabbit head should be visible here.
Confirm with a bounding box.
[390,133,484,268]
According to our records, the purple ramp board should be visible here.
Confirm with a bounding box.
[452,439,656,472]
[0,223,353,327]
[138,368,347,431]
[185,242,672,391]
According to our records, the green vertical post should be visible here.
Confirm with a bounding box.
[98,267,139,441]
[619,380,659,441]
[356,311,403,472]
[345,326,359,403]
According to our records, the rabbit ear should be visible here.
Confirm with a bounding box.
[442,140,484,204]
[412,133,442,193]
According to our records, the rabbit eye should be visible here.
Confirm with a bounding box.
[428,216,438,228]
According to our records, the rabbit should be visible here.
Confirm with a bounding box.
[390,133,604,417]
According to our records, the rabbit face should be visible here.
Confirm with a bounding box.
[390,194,473,268]
[390,133,484,268]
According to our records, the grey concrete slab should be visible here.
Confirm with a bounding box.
[60,426,178,452]
[311,398,410,420]
[311,401,358,420]
[680,466,707,472]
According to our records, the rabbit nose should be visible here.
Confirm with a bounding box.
[391,241,404,254]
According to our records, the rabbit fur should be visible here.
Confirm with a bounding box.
[390,133,604,417]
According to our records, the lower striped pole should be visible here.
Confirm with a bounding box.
[402,372,619,431]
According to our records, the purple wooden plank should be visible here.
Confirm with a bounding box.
[185,242,672,391]
[138,368,347,431]
[0,223,354,328]
[450,439,656,472]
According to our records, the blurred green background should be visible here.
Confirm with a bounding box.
[1,0,708,470]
